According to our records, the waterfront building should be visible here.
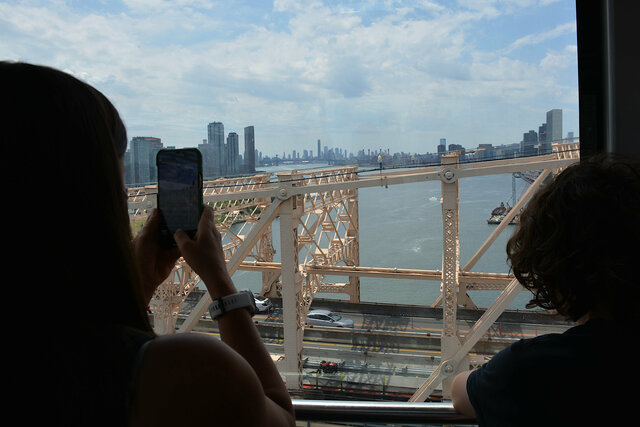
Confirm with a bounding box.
[198,141,215,178]
[477,143,494,160]
[208,121,225,176]
[227,132,239,175]
[521,130,538,156]
[538,122,547,146]
[545,109,562,148]
[448,143,464,154]
[128,136,162,185]
[244,125,256,173]
[123,150,134,184]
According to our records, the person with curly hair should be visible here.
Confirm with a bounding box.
[452,153,640,426]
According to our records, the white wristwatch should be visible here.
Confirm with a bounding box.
[208,289,256,320]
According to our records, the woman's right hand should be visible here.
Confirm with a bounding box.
[173,206,236,298]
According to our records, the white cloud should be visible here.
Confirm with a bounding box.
[503,21,576,54]
[122,0,216,14]
[0,0,579,153]
[540,45,578,71]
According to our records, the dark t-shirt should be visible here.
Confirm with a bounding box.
[49,324,155,426]
[466,319,630,426]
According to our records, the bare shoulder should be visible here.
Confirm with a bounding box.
[130,333,266,426]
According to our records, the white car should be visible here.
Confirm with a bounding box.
[253,293,273,313]
[306,309,354,328]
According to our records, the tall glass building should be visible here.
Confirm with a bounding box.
[208,121,225,176]
[244,125,255,173]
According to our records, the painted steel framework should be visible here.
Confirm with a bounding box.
[127,141,579,397]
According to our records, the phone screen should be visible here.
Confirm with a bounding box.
[156,148,203,246]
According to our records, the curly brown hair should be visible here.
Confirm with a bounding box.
[506,153,640,322]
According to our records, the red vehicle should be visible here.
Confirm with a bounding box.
[320,360,338,373]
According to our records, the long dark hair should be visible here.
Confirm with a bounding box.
[506,153,640,322]
[2,61,151,333]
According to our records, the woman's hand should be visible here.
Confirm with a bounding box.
[133,208,181,303]
[174,206,236,298]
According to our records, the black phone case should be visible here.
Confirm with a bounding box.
[156,148,203,247]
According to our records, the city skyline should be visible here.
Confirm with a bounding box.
[135,105,569,158]
[124,105,567,185]
[3,1,579,155]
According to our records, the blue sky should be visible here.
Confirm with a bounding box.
[1,0,578,157]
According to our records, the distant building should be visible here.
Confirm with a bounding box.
[123,150,134,184]
[198,142,215,178]
[448,143,464,153]
[538,123,547,145]
[244,126,255,173]
[477,143,494,160]
[208,122,225,176]
[227,132,239,175]
[544,109,562,152]
[128,136,163,185]
[317,139,322,160]
[521,130,538,156]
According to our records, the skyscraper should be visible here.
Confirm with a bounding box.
[244,126,255,173]
[538,123,547,144]
[317,139,321,160]
[438,138,446,155]
[227,132,239,175]
[537,109,562,154]
[546,109,563,143]
[521,130,538,156]
[198,140,215,178]
[129,136,163,184]
[208,122,225,176]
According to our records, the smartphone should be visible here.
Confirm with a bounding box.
[156,148,203,247]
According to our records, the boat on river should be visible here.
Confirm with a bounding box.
[487,202,519,225]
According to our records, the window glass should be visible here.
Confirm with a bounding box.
[2,0,578,404]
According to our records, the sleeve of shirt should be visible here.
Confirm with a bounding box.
[466,341,526,426]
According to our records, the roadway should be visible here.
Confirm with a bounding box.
[175,296,574,398]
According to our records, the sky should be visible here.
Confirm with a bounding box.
[0,0,579,157]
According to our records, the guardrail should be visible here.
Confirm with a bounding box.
[292,399,476,425]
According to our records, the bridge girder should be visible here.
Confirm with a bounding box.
[128,142,580,394]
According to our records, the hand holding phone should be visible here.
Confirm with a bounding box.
[173,206,235,296]
[156,148,203,247]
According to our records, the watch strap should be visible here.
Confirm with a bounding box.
[208,290,256,320]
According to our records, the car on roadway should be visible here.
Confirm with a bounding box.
[305,309,354,328]
[253,293,273,313]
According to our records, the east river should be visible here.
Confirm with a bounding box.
[228,162,534,310]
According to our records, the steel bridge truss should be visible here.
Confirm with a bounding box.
[127,142,580,396]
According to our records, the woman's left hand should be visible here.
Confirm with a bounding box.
[133,208,181,303]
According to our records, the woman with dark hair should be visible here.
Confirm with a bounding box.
[3,62,294,426]
[452,154,639,426]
